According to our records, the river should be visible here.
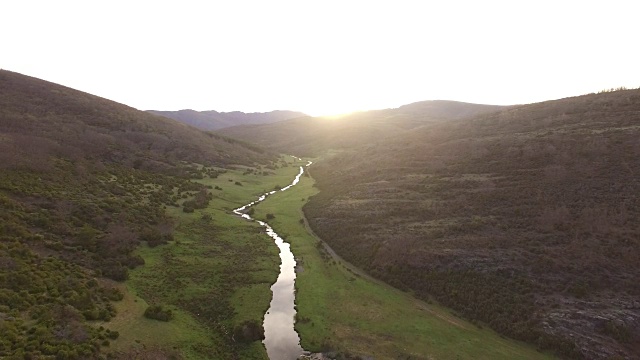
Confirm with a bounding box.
[233,159,312,360]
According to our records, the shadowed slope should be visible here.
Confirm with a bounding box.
[0,70,271,172]
[304,89,640,359]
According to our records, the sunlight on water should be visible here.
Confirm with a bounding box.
[232,158,312,359]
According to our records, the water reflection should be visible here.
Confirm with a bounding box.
[233,160,312,360]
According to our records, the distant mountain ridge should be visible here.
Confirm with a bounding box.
[393,99,506,119]
[218,100,505,156]
[147,109,308,130]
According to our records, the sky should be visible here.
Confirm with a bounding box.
[2,0,639,116]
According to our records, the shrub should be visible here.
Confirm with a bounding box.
[143,305,173,322]
[106,330,119,340]
[233,320,264,342]
[139,228,163,247]
[102,264,128,282]
[103,287,124,301]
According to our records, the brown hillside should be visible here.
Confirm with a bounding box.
[304,90,640,359]
[0,69,271,173]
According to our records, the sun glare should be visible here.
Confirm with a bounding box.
[321,112,356,120]
[313,110,359,119]
[303,104,364,118]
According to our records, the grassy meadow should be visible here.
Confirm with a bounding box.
[100,156,304,359]
[99,154,554,359]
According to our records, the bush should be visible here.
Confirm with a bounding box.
[140,228,163,247]
[143,305,173,322]
[102,264,129,282]
[106,330,119,340]
[103,287,124,301]
[233,320,264,342]
[266,213,275,220]
[182,206,194,213]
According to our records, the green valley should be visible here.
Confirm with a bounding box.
[100,157,308,359]
[250,159,554,360]
[99,155,555,360]
[2,69,639,360]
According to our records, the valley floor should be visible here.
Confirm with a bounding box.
[99,157,304,359]
[252,159,555,360]
[101,155,555,359]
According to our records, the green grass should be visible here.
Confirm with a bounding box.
[95,282,213,358]
[251,164,557,360]
[101,154,555,359]
[102,155,306,359]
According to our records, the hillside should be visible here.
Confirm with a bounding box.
[0,70,272,171]
[0,70,275,358]
[218,101,505,156]
[148,109,307,131]
[303,90,640,359]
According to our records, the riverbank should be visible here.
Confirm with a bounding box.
[232,163,309,359]
[251,164,556,360]
[98,154,555,359]
[100,155,306,359]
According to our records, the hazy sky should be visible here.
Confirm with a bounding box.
[2,1,638,116]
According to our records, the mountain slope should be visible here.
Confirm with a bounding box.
[0,70,272,172]
[304,90,640,359]
[147,109,307,131]
[0,70,275,358]
[218,101,505,156]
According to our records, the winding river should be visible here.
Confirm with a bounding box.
[233,158,312,360]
